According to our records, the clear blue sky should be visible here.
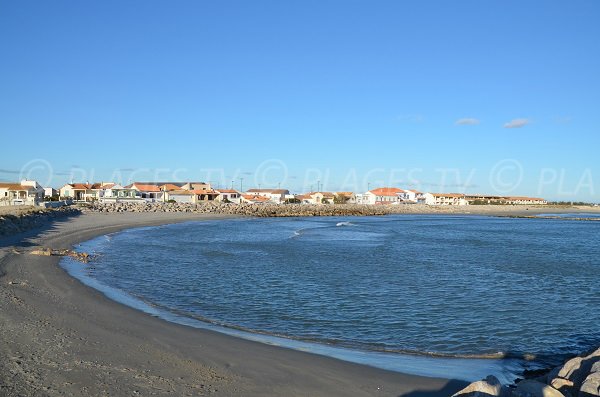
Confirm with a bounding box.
[1,1,598,201]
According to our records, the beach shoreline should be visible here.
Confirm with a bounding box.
[0,212,468,397]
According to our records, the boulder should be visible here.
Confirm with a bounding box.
[551,378,575,390]
[452,375,510,397]
[30,248,52,256]
[580,372,600,397]
[513,380,565,397]
[558,358,585,383]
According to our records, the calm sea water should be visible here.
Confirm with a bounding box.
[62,215,600,381]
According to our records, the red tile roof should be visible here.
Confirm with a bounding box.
[90,183,115,189]
[130,183,161,192]
[242,194,270,202]
[369,187,405,196]
[0,183,33,191]
[68,183,92,190]
[160,183,182,191]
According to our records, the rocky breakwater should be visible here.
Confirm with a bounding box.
[0,206,81,237]
[453,347,600,397]
[83,201,430,217]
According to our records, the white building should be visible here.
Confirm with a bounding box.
[215,189,241,204]
[403,189,424,203]
[44,187,58,199]
[127,183,163,202]
[245,189,290,204]
[240,194,271,204]
[423,193,468,206]
[100,184,140,202]
[298,192,336,205]
[504,196,547,205]
[356,187,405,205]
[0,180,44,206]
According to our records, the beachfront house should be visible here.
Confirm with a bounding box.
[334,192,356,204]
[100,184,139,202]
[240,194,271,204]
[164,189,195,203]
[59,183,92,201]
[0,180,45,206]
[215,189,241,204]
[463,195,547,205]
[59,182,118,202]
[89,182,118,201]
[299,192,336,205]
[464,194,505,205]
[504,196,548,205]
[356,187,405,205]
[181,182,212,192]
[44,187,58,200]
[245,189,290,204]
[128,183,163,202]
[403,189,424,204]
[423,193,468,206]
[179,182,218,202]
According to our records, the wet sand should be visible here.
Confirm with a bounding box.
[0,212,467,396]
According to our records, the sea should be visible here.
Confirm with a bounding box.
[61,214,600,383]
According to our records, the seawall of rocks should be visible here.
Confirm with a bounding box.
[454,347,600,397]
[0,207,81,237]
[82,201,482,216]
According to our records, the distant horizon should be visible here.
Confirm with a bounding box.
[2,1,598,202]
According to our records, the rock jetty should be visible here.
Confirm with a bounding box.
[29,247,91,263]
[82,201,464,217]
[453,347,600,397]
[0,206,81,236]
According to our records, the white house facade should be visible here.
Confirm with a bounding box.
[423,193,468,206]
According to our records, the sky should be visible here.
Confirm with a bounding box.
[1,1,599,201]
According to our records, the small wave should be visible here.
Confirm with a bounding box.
[336,221,355,227]
[290,228,307,238]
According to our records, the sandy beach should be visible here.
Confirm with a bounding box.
[0,212,469,396]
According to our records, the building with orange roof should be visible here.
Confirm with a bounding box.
[299,192,337,205]
[245,188,290,204]
[240,194,270,204]
[59,183,92,201]
[404,189,425,203]
[215,189,241,203]
[159,183,182,192]
[356,187,406,205]
[0,180,44,206]
[333,191,357,204]
[504,196,547,205]
[181,182,212,192]
[423,192,468,206]
[60,182,119,201]
[128,183,163,201]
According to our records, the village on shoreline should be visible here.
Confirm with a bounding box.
[1,179,550,208]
